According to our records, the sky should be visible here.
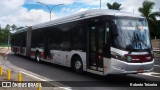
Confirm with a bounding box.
[0,0,160,28]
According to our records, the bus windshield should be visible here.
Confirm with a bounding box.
[113,17,151,51]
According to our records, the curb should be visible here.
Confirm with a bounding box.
[0,52,71,90]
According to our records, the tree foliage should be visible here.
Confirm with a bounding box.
[0,24,23,45]
[107,2,122,10]
[138,1,160,38]
[0,24,26,45]
[0,26,10,44]
[11,24,17,31]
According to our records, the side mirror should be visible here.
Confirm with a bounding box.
[112,23,118,37]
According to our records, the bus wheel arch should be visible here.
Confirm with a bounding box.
[71,54,83,73]
[35,50,41,62]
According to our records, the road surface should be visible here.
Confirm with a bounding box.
[2,53,160,90]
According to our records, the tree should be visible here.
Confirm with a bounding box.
[155,20,160,38]
[0,24,20,45]
[0,28,8,44]
[11,24,17,31]
[138,1,160,38]
[3,24,11,45]
[106,2,122,10]
[0,28,3,43]
[5,24,11,31]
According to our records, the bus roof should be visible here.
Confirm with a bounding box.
[13,27,29,34]
[15,9,143,32]
[32,9,143,30]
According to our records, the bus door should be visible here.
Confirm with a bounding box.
[44,31,51,60]
[87,18,105,71]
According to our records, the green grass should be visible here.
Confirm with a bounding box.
[0,43,10,47]
[0,44,10,47]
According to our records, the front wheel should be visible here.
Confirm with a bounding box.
[73,58,83,73]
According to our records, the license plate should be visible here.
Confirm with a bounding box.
[137,68,144,73]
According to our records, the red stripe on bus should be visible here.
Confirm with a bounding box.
[31,51,35,56]
[40,52,44,58]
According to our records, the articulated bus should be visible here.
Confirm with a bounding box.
[11,9,154,75]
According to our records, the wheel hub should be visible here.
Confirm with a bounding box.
[75,61,81,70]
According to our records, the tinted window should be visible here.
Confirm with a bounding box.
[31,29,44,48]
[70,20,86,51]
[11,32,26,47]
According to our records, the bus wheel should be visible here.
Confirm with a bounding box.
[35,52,41,62]
[73,58,83,73]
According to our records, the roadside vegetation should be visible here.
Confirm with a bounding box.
[0,24,25,47]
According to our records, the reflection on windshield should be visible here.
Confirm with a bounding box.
[113,17,151,51]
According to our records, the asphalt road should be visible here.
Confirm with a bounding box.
[154,57,160,73]
[3,53,160,90]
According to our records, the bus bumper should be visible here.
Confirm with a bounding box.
[109,58,154,74]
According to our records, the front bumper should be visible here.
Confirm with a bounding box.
[109,58,154,74]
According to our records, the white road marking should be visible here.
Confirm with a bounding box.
[154,65,160,68]
[3,50,11,59]
[4,50,11,56]
[3,52,71,90]
[20,71,71,90]
[140,72,160,78]
[20,71,47,81]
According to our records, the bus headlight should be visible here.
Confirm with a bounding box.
[111,52,125,61]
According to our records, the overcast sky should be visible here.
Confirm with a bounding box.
[0,0,159,28]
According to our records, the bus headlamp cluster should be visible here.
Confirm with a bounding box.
[111,52,126,61]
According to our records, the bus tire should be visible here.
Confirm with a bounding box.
[35,51,41,62]
[73,57,83,73]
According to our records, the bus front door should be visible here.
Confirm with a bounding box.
[87,18,104,72]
